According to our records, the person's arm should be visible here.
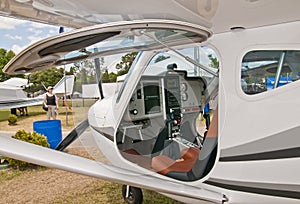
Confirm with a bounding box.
[55,95,59,109]
[43,94,47,107]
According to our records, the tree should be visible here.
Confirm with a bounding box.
[154,55,170,63]
[109,72,118,82]
[102,69,110,83]
[208,54,219,69]
[0,48,24,81]
[27,68,64,92]
[116,52,138,75]
[101,69,118,83]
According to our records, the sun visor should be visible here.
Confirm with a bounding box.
[4,20,211,74]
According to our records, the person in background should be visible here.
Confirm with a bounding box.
[43,86,58,120]
[17,107,28,116]
[203,103,210,130]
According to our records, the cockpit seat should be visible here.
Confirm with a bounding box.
[151,107,218,181]
[121,149,152,170]
[151,147,200,180]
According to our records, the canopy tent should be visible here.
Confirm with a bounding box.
[53,75,75,96]
[1,77,28,88]
[82,83,117,98]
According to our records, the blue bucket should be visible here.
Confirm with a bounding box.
[33,120,62,149]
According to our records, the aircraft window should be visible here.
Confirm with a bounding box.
[39,32,121,57]
[241,50,300,95]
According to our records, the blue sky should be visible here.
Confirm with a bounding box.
[0,16,64,54]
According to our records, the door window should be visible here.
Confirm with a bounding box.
[241,50,300,95]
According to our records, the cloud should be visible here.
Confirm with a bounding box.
[27,35,43,45]
[27,27,43,35]
[11,44,25,54]
[0,16,25,30]
[5,34,22,40]
[30,21,57,29]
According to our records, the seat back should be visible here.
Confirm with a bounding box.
[192,107,218,179]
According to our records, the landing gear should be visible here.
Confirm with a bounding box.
[122,185,143,204]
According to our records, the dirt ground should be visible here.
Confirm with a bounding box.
[0,148,181,204]
[1,148,113,203]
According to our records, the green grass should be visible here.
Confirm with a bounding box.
[0,110,10,121]
[0,169,22,182]
[0,106,45,122]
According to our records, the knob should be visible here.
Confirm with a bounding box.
[130,97,135,102]
[130,109,138,115]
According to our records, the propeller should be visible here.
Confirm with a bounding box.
[55,118,89,151]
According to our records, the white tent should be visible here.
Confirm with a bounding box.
[1,77,28,88]
[53,75,75,96]
[0,85,27,102]
[82,83,117,98]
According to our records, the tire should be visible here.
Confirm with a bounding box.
[122,185,143,204]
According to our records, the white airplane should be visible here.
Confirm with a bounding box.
[1,0,300,203]
[0,75,75,109]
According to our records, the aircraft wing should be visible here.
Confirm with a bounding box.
[2,1,300,34]
[0,75,74,110]
[0,97,43,109]
[0,136,225,203]
[0,0,213,29]
[0,84,44,109]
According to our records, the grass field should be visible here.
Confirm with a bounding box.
[0,103,77,132]
[0,110,9,121]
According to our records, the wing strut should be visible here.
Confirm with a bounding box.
[55,119,89,151]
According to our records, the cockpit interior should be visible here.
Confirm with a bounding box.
[117,55,218,181]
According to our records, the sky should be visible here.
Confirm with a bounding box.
[0,16,64,54]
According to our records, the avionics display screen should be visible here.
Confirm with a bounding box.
[143,83,161,115]
[166,78,179,88]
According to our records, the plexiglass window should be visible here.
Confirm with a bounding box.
[241,50,300,95]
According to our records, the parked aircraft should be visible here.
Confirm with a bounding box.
[0,75,75,109]
[1,0,300,203]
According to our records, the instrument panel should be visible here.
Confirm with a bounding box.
[124,71,206,122]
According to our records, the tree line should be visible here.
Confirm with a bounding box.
[0,47,219,94]
[0,48,138,94]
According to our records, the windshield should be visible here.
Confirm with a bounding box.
[115,45,219,104]
[148,46,219,79]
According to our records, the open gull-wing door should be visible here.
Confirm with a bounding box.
[4,20,211,74]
